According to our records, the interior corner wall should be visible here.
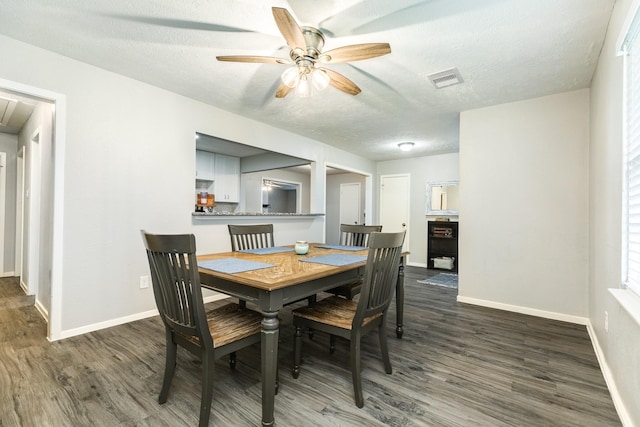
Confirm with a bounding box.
[377,153,459,267]
[0,133,18,273]
[589,0,640,423]
[459,89,590,319]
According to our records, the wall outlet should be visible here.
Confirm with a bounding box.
[140,275,149,289]
[604,310,609,332]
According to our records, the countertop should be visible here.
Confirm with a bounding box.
[192,212,324,217]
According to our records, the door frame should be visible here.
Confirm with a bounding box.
[26,129,41,297]
[0,152,5,275]
[325,162,373,243]
[0,77,66,341]
[14,146,25,283]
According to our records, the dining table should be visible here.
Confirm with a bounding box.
[196,243,406,427]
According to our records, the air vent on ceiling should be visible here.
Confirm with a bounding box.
[427,68,464,89]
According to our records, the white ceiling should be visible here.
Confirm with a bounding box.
[0,0,615,160]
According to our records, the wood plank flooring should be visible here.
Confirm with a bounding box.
[0,270,620,426]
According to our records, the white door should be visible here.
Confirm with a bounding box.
[380,174,410,252]
[340,182,361,225]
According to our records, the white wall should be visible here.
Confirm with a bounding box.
[589,0,640,423]
[0,34,376,337]
[377,153,459,267]
[0,133,17,274]
[459,89,590,320]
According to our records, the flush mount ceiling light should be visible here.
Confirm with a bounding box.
[398,142,415,152]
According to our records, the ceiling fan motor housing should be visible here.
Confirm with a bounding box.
[296,26,325,61]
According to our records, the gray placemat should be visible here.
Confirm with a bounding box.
[299,254,367,267]
[315,244,367,251]
[198,258,275,274]
[239,246,294,255]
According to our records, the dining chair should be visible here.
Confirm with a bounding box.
[141,230,263,427]
[291,230,406,408]
[326,224,383,299]
[228,224,275,251]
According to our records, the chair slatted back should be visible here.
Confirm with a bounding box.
[228,224,275,251]
[141,231,211,347]
[354,231,406,325]
[339,224,383,247]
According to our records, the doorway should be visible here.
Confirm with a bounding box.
[261,178,301,213]
[325,164,372,245]
[0,78,65,340]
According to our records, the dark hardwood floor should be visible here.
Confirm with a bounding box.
[0,269,620,426]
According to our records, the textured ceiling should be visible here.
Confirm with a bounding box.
[0,0,615,160]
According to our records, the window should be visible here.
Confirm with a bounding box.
[620,3,640,297]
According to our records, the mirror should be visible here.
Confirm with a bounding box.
[426,180,459,215]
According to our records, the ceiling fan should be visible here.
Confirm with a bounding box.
[216,7,391,98]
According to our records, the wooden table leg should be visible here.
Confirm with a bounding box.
[396,256,405,338]
[261,310,279,427]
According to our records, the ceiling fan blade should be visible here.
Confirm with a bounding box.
[272,7,306,52]
[105,14,257,33]
[275,82,293,98]
[216,55,291,64]
[321,68,361,96]
[320,43,391,63]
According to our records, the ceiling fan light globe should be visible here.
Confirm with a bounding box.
[312,69,330,91]
[296,75,312,97]
[281,67,300,88]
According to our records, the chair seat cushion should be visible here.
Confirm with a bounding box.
[292,296,381,330]
[206,303,262,347]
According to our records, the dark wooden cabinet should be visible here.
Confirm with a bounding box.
[427,221,458,273]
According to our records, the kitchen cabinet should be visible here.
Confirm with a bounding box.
[195,150,215,181]
[214,154,240,202]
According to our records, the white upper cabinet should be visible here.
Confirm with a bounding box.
[214,154,240,203]
[195,150,215,181]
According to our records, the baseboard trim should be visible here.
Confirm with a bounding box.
[456,295,589,325]
[59,293,230,340]
[586,322,633,426]
[406,261,427,268]
[34,298,49,322]
[0,271,15,277]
